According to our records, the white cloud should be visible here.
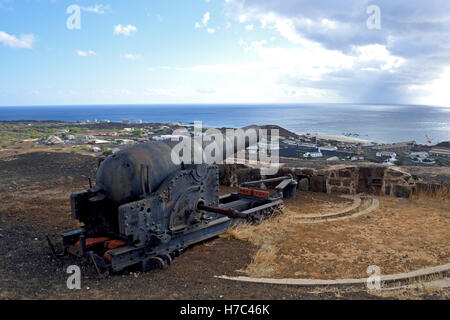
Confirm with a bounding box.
[258,13,312,47]
[353,44,405,71]
[120,53,140,60]
[113,24,137,36]
[154,36,408,102]
[223,0,450,104]
[409,66,450,107]
[195,11,219,34]
[202,12,210,27]
[81,5,111,14]
[0,31,35,49]
[76,50,96,57]
[245,24,254,31]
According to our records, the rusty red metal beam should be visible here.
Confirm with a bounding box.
[198,204,247,219]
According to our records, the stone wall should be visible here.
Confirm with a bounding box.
[218,164,261,187]
[219,164,418,198]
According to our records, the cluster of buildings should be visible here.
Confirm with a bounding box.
[39,121,450,167]
[41,122,177,154]
[429,142,450,158]
[277,134,449,166]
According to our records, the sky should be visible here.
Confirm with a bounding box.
[0,0,449,106]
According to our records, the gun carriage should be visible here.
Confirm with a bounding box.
[48,134,297,276]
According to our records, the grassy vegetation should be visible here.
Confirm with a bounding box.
[0,121,90,146]
[132,128,142,137]
[221,186,449,280]
[412,184,450,202]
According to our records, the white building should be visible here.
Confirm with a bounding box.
[319,146,338,151]
[409,152,429,160]
[92,139,109,144]
[303,152,323,158]
[376,151,397,158]
[81,135,96,141]
[152,135,187,141]
[351,155,365,161]
[298,142,317,148]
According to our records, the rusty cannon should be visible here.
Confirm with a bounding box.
[47,133,297,276]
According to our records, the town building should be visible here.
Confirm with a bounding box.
[376,151,397,158]
[298,142,317,148]
[152,135,187,141]
[303,152,323,158]
[351,155,365,161]
[371,141,415,153]
[319,146,338,152]
[429,141,450,158]
[409,152,429,161]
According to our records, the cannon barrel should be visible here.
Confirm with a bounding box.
[95,128,262,205]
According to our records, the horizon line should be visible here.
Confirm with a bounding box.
[1,102,449,109]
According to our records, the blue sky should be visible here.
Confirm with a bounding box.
[1,0,450,106]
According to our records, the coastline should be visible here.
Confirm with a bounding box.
[311,134,371,144]
[0,104,449,144]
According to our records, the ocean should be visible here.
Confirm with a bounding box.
[0,104,449,144]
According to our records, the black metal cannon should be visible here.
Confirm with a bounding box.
[48,134,297,275]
